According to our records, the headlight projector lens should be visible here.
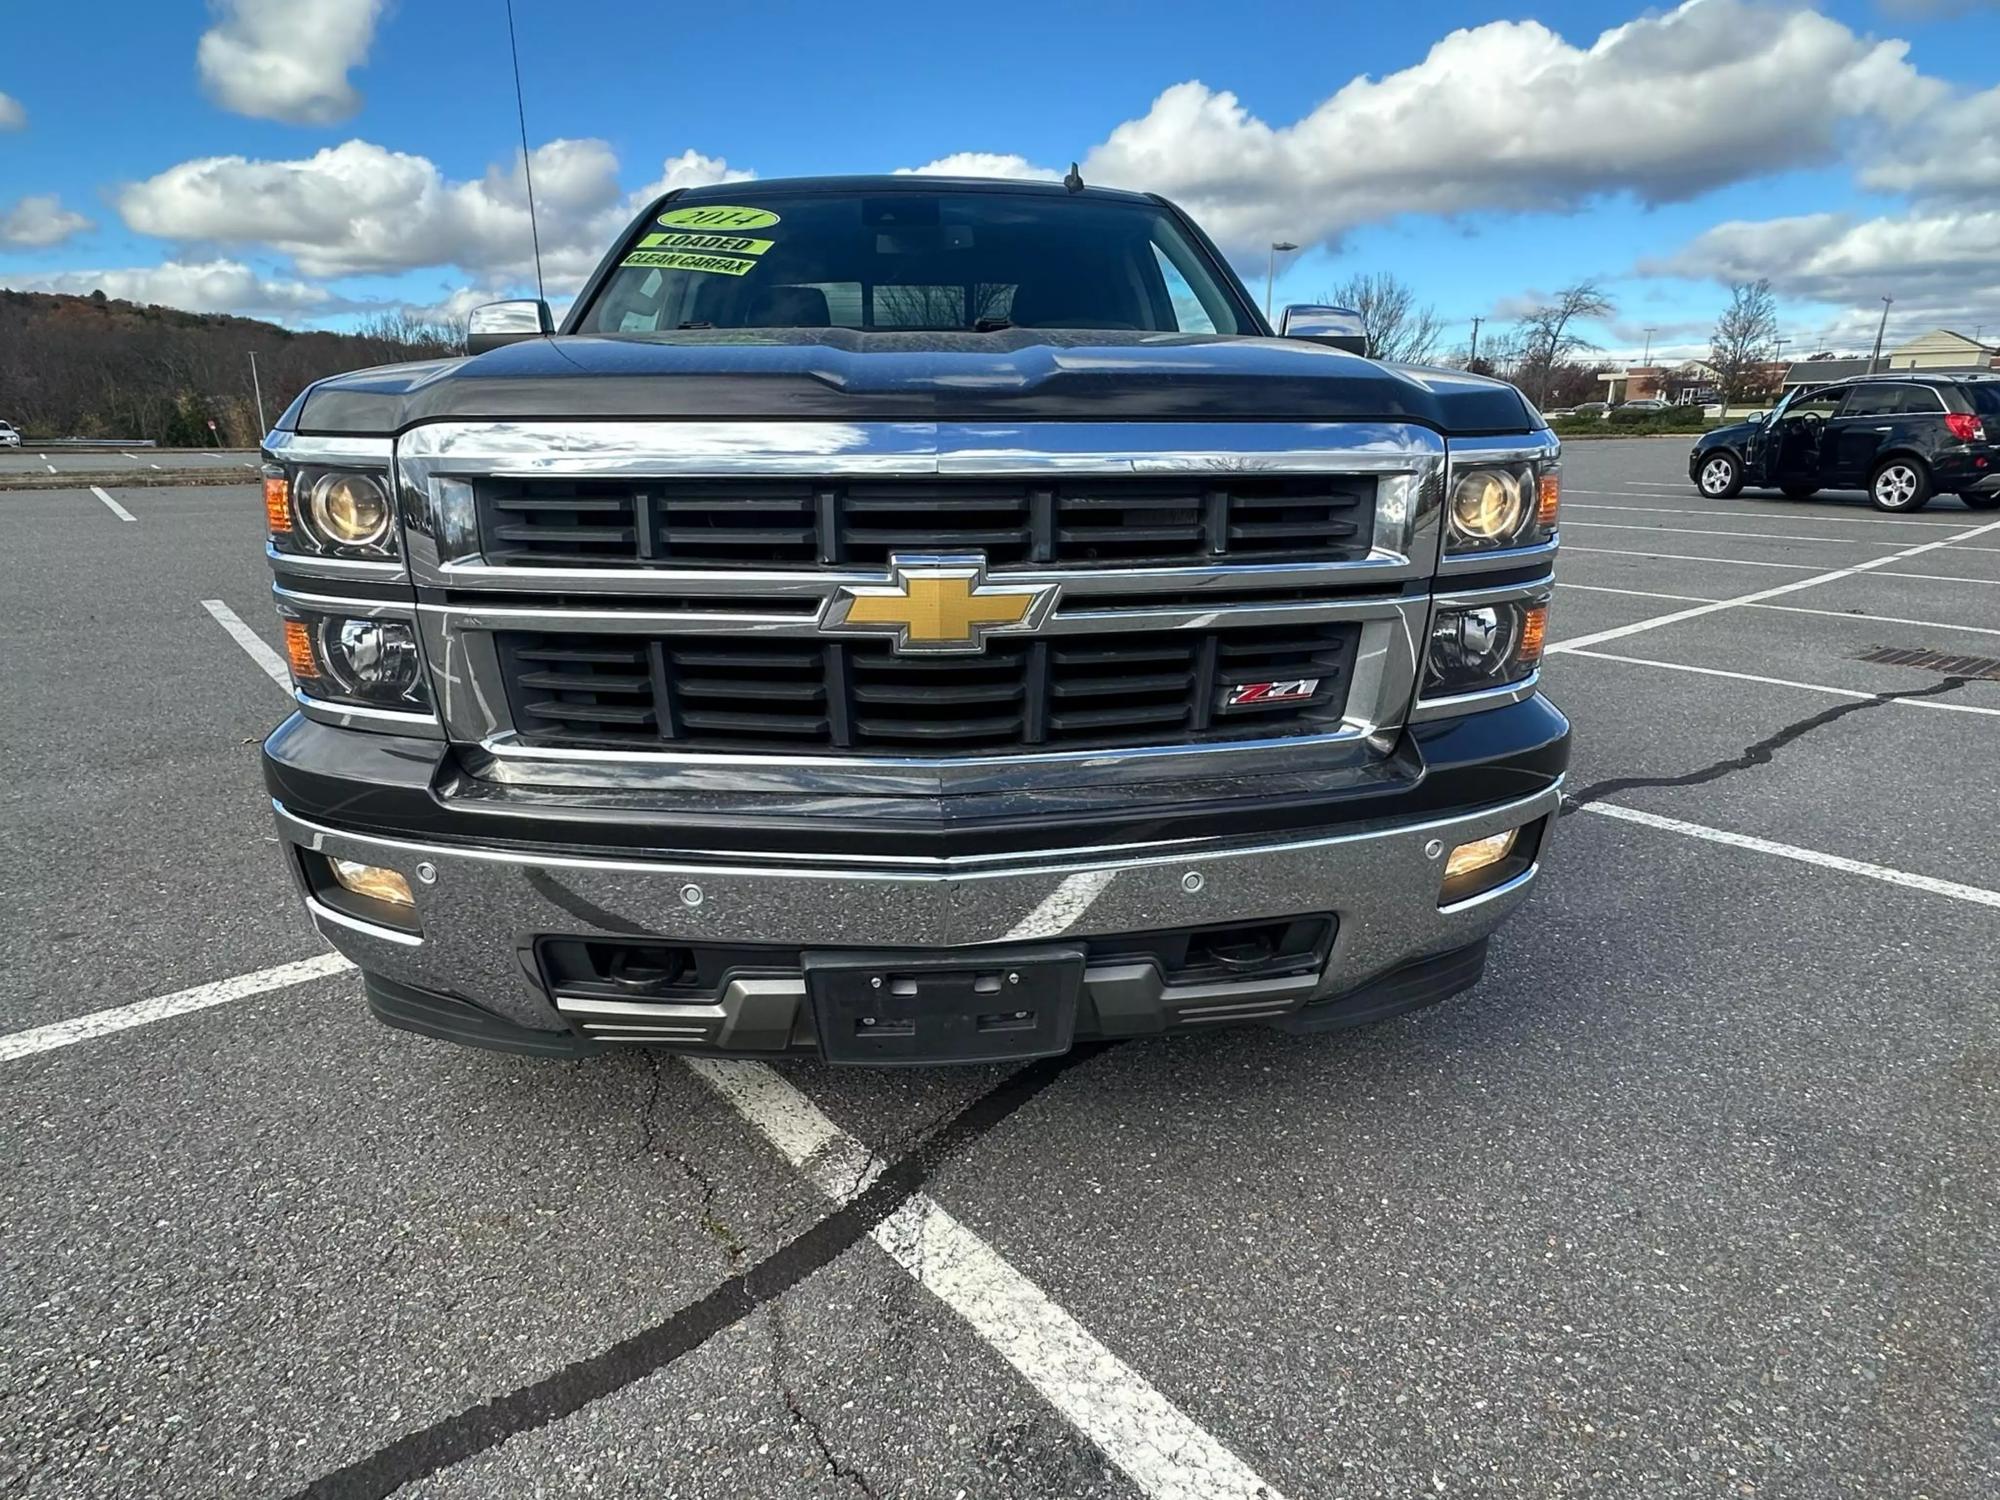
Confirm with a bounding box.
[1449,468,1528,545]
[307,471,392,547]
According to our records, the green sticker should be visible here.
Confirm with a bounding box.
[619,249,760,276]
[636,231,775,255]
[658,204,781,231]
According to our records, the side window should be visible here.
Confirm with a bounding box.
[1788,389,1843,420]
[1889,385,1944,415]
[1840,385,1897,417]
[1150,243,1217,334]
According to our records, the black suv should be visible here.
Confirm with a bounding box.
[1689,374,2000,512]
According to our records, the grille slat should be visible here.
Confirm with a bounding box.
[479,476,1374,569]
[498,624,1357,756]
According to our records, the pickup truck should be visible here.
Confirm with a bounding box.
[258,175,1567,1065]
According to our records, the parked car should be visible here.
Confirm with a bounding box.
[0,419,21,448]
[1689,374,2000,512]
[1572,401,1609,419]
[1542,407,1576,419]
[1618,398,1668,412]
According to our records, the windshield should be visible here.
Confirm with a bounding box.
[576,190,1248,337]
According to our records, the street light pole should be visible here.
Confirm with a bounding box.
[249,350,268,436]
[1265,241,1298,323]
[1868,295,1893,374]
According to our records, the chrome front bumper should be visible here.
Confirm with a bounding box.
[273,780,1561,1049]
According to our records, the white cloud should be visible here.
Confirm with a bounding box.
[1643,207,2000,338]
[895,153,1061,181]
[197,0,384,125]
[0,91,25,130]
[1863,81,2000,199]
[115,138,749,290]
[630,149,755,204]
[1,259,331,318]
[0,194,93,248]
[1076,1,1937,251]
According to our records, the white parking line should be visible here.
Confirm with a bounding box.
[122,452,140,461]
[150,462,163,470]
[201,598,292,689]
[1582,804,2000,909]
[90,485,136,522]
[0,953,354,1063]
[44,462,56,474]
[1559,648,2000,716]
[1550,516,2000,654]
[1566,519,1895,548]
[1567,544,2000,587]
[1558,580,2000,639]
[686,1057,1287,1500]
[1565,496,1966,528]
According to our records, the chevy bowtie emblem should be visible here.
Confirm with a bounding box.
[820,554,1060,655]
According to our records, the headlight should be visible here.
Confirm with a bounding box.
[1424,600,1548,698]
[1445,462,1558,552]
[280,606,429,711]
[308,472,392,547]
[267,465,399,558]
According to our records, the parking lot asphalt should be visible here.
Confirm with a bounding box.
[2,440,1995,1498]
[0,448,261,478]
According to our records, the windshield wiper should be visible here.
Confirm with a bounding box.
[972,317,1014,332]
[676,320,714,330]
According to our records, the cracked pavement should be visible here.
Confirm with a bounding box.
[4,448,1998,1497]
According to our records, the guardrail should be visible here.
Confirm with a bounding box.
[27,437,161,448]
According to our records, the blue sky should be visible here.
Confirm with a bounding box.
[5,0,2000,363]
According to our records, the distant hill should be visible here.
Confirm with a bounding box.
[0,289,459,446]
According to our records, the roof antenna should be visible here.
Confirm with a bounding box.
[504,0,547,309]
[1063,161,1085,194]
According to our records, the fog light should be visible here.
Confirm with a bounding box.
[329,858,414,907]
[1444,828,1517,881]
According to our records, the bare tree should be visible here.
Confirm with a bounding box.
[1708,279,1780,405]
[1513,281,1614,404]
[1319,271,1444,364]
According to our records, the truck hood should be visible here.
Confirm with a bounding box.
[280,330,1540,438]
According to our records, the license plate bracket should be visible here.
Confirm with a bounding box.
[804,946,1085,1066]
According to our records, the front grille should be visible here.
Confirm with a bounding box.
[478,476,1375,570]
[496,622,1360,756]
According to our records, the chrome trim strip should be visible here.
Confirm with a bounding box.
[266,544,408,583]
[304,893,424,946]
[265,431,393,464]
[419,590,1412,638]
[295,691,445,738]
[274,583,419,619]
[1445,430,1560,464]
[1431,574,1556,610]
[1437,861,1541,915]
[1436,535,1561,578]
[1408,670,1543,723]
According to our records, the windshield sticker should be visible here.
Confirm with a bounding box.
[658,205,781,231]
[619,249,760,276]
[635,231,775,256]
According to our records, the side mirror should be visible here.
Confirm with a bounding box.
[1278,303,1370,356]
[466,299,554,354]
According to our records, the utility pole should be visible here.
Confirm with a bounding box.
[1641,327,1656,367]
[248,350,268,437]
[1468,316,1483,367]
[1264,241,1297,322]
[1868,295,1893,374]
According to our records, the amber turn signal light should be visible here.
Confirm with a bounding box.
[283,618,318,679]
[1536,471,1560,529]
[264,474,292,533]
[1518,604,1548,665]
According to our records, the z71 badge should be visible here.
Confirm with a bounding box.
[1225,678,1321,707]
